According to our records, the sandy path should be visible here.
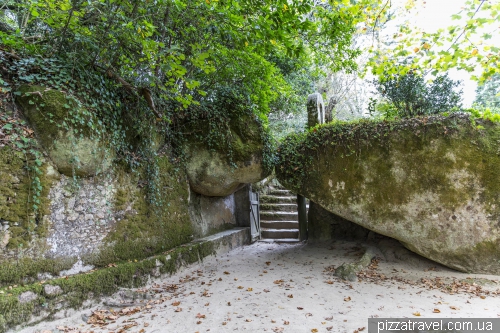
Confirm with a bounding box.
[15,241,500,333]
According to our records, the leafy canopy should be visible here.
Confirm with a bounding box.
[0,0,385,121]
[367,0,500,83]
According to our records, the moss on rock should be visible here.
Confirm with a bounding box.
[0,257,76,287]
[0,146,55,253]
[87,155,194,266]
[15,85,114,177]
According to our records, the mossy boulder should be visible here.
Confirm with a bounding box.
[277,114,500,274]
[184,115,269,197]
[16,85,113,177]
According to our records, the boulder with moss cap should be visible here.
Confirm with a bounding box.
[16,85,113,177]
[184,114,270,197]
[277,113,500,274]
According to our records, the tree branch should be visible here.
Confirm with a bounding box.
[97,66,162,119]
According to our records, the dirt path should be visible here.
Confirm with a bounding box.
[15,241,500,333]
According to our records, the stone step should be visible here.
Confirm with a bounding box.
[268,189,294,196]
[261,228,299,239]
[258,238,301,243]
[260,212,298,222]
[260,221,299,229]
[260,203,297,212]
[260,195,296,204]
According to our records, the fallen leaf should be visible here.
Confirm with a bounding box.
[413,312,421,316]
[271,319,276,323]
[205,303,210,306]
[311,329,318,333]
[237,286,244,289]
[245,319,252,322]
[266,261,271,265]
[344,296,351,302]
[325,316,333,321]
[450,306,460,310]
[359,327,366,331]
[196,313,206,319]
[197,321,202,324]
[480,295,486,299]
[247,288,253,292]
[172,301,181,306]
[297,307,304,310]
[284,321,289,325]
[287,294,293,298]
[326,327,333,331]
[224,271,230,275]
[222,322,227,325]
[264,289,270,293]
[175,307,182,312]
[227,302,231,306]
[433,309,441,313]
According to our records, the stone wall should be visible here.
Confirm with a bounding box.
[46,174,118,259]
[0,86,258,286]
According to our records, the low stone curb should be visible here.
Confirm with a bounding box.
[1,228,250,333]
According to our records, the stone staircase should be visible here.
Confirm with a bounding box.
[259,186,300,242]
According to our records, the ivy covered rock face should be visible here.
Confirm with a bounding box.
[184,115,269,197]
[276,114,500,274]
[16,85,113,177]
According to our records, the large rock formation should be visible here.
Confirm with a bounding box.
[276,114,500,274]
[16,85,114,177]
[184,114,269,197]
